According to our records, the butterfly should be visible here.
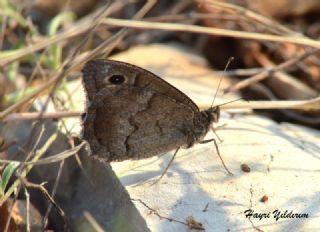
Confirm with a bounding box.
[81,59,231,176]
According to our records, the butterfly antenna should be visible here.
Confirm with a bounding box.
[211,57,234,108]
[215,97,247,108]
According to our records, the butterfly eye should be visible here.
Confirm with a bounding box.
[108,75,125,85]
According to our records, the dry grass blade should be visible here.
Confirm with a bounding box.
[201,97,320,111]
[100,18,320,48]
[225,48,320,93]
[0,132,57,206]
[0,1,119,65]
[0,0,156,66]
[3,111,83,122]
[0,141,86,165]
[0,28,125,120]
[201,0,301,36]
[5,97,320,122]
[0,0,157,120]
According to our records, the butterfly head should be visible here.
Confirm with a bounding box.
[194,106,220,142]
[205,106,220,123]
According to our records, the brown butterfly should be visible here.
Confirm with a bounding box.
[81,59,231,175]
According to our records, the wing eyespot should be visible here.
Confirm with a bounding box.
[108,74,125,85]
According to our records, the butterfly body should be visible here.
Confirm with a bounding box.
[82,59,219,162]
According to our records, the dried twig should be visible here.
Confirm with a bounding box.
[132,198,187,226]
[43,159,65,229]
[4,96,320,122]
[24,181,69,230]
[201,96,320,111]
[224,48,320,93]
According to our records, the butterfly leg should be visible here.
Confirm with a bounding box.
[210,125,223,142]
[151,147,181,185]
[200,138,233,175]
[151,126,194,184]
